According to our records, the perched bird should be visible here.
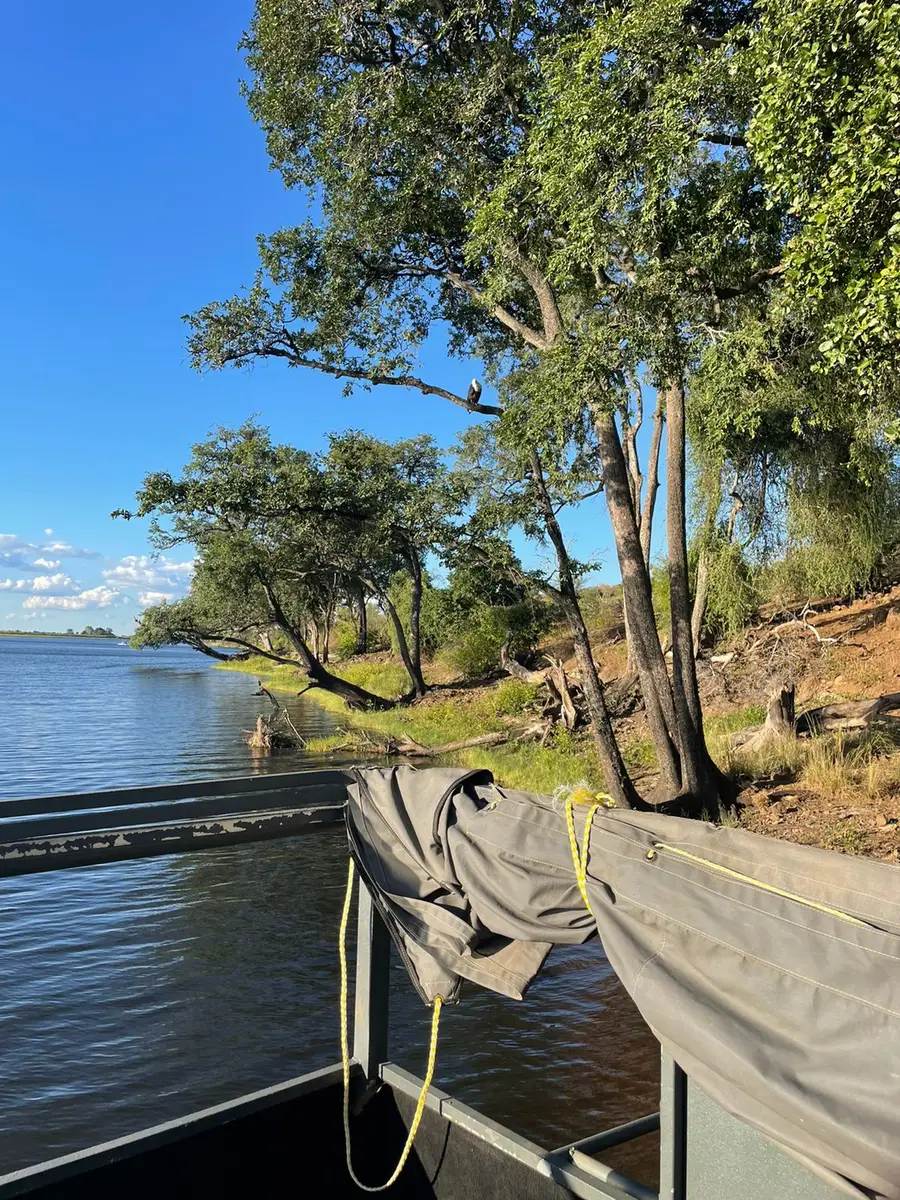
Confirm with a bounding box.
[467,378,483,408]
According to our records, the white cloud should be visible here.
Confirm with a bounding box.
[24,586,121,611]
[138,590,176,606]
[44,528,53,536]
[42,541,101,559]
[0,574,79,595]
[104,555,194,591]
[0,534,101,571]
[32,573,79,593]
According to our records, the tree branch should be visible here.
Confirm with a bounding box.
[225,337,503,416]
[500,243,563,345]
[444,270,551,350]
[702,132,747,148]
[713,263,786,299]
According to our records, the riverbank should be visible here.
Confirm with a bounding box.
[216,655,611,793]
[217,607,900,861]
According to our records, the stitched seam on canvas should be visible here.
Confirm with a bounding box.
[649,860,900,963]
[613,886,900,1020]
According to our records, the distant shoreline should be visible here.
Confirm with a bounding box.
[0,631,128,640]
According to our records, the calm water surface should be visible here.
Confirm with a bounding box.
[0,637,659,1182]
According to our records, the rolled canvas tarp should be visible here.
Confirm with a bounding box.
[346,766,900,1200]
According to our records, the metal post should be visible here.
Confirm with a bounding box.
[353,883,391,1080]
[658,1053,687,1200]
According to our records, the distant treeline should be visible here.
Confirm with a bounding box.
[0,626,120,639]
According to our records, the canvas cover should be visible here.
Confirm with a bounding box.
[346,766,900,1200]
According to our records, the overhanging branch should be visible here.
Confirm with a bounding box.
[225,336,503,416]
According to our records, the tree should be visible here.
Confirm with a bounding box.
[121,424,402,707]
[457,418,646,808]
[322,431,467,696]
[185,0,786,810]
[121,422,471,704]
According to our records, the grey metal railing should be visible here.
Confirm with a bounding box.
[0,771,660,1200]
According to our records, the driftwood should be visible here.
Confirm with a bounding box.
[732,683,900,751]
[796,693,900,735]
[244,714,298,752]
[244,683,307,752]
[361,731,510,758]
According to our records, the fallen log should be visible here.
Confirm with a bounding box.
[394,731,509,757]
[731,687,900,749]
[499,637,549,684]
[796,693,900,735]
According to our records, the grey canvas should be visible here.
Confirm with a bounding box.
[346,766,900,1200]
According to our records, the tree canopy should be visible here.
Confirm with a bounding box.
[151,0,900,812]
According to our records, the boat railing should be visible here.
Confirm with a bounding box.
[0,771,846,1200]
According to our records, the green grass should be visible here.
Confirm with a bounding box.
[218,657,602,794]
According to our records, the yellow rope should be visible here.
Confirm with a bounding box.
[564,796,602,917]
[652,842,867,927]
[339,858,443,1192]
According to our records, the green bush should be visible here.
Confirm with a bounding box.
[332,618,360,660]
[443,602,550,678]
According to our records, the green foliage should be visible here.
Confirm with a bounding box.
[577,586,625,642]
[443,602,551,678]
[332,660,411,700]
[704,539,759,640]
[332,618,360,660]
[477,679,540,719]
[751,0,900,399]
[649,560,672,634]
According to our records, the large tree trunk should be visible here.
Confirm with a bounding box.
[407,550,424,678]
[664,381,708,799]
[354,583,368,655]
[640,395,665,568]
[691,547,710,659]
[593,408,682,795]
[529,450,647,810]
[620,394,664,681]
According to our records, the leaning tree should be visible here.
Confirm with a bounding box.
[121,422,469,706]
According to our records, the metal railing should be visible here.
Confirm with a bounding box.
[0,771,671,1200]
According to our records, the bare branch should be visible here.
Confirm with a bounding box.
[224,336,503,416]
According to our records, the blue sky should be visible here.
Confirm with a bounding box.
[0,0,643,634]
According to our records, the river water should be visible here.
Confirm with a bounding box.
[0,637,659,1183]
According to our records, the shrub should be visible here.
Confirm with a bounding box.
[332,618,360,660]
[443,602,550,678]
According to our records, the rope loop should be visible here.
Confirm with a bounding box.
[339,858,442,1192]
